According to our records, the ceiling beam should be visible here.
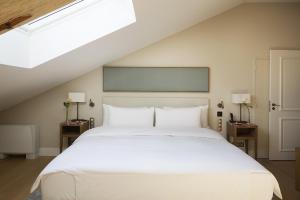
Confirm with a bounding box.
[0,0,74,34]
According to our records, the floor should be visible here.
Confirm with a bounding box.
[0,156,299,200]
[258,159,300,200]
[0,156,53,200]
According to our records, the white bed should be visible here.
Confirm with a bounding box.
[32,127,282,200]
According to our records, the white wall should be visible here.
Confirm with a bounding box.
[0,3,300,158]
[0,30,29,67]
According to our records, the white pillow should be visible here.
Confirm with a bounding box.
[155,107,202,128]
[163,105,208,128]
[102,104,154,128]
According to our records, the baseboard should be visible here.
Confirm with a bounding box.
[39,147,59,156]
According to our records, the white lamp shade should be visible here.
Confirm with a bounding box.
[232,93,251,104]
[68,92,86,103]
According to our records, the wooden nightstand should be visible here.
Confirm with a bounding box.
[227,122,258,159]
[296,147,300,191]
[60,120,89,152]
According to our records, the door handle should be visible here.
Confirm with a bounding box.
[272,103,280,107]
[269,101,281,111]
[271,103,280,111]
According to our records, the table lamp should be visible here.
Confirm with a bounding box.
[68,92,86,121]
[232,93,251,123]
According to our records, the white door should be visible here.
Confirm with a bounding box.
[269,50,300,160]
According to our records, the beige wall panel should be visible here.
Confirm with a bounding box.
[254,58,269,158]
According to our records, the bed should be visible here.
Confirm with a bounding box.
[31,97,282,200]
[31,126,281,200]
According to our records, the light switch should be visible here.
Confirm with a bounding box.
[217,111,223,117]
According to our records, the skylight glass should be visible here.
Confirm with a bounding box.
[20,0,101,32]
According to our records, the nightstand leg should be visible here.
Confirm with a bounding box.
[245,140,249,154]
[255,138,257,159]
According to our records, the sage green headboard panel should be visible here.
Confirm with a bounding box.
[103,67,209,92]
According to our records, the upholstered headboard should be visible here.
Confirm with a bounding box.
[102,96,209,107]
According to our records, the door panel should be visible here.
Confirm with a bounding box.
[280,118,300,151]
[281,58,300,110]
[269,50,300,160]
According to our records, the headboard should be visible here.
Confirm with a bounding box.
[102,96,209,107]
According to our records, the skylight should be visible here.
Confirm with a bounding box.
[0,0,136,68]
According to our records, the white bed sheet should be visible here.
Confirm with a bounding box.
[32,127,282,200]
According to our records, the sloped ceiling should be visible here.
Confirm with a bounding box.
[0,0,298,111]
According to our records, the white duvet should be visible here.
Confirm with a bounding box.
[32,127,282,200]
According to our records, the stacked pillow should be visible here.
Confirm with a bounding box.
[103,104,208,128]
[156,106,208,128]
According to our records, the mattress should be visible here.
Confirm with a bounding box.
[32,127,282,200]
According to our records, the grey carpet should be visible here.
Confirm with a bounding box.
[26,190,41,200]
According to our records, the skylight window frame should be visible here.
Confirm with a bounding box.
[19,0,102,32]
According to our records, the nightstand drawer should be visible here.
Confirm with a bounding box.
[62,126,80,134]
[236,128,256,138]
